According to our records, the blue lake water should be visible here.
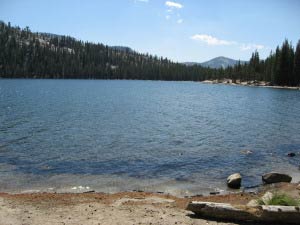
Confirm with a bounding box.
[0,79,300,196]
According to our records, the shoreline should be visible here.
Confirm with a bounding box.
[0,185,248,199]
[1,77,300,90]
[0,182,298,225]
[201,80,300,90]
[2,169,300,197]
[1,166,300,198]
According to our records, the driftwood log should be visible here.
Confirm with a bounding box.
[187,201,300,224]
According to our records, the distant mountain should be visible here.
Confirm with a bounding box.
[5,21,296,86]
[200,56,246,69]
[184,57,247,69]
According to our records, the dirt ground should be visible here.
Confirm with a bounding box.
[0,183,299,225]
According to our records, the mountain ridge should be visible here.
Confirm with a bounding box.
[184,56,247,69]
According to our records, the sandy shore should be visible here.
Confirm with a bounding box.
[0,183,298,225]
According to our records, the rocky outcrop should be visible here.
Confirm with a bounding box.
[262,172,292,184]
[227,173,242,189]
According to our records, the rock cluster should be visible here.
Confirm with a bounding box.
[226,172,292,189]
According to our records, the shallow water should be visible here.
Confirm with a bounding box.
[0,79,300,196]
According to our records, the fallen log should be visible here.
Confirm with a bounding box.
[187,201,300,224]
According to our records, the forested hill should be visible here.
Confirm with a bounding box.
[0,21,300,86]
[0,21,217,81]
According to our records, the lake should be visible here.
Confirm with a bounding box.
[0,79,300,196]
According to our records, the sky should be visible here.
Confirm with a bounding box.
[1,0,300,62]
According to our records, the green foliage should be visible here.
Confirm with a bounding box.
[256,198,265,206]
[0,21,299,86]
[294,40,300,85]
[257,193,300,206]
[0,21,218,81]
[275,40,295,86]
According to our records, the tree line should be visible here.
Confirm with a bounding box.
[224,40,300,86]
[0,21,299,86]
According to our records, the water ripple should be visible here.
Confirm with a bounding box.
[0,79,300,193]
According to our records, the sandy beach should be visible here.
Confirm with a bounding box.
[0,182,298,225]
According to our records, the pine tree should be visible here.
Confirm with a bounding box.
[276,40,294,85]
[294,40,300,86]
[0,21,299,86]
[273,46,281,85]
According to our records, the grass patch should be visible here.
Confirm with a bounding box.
[257,193,300,206]
[256,198,265,206]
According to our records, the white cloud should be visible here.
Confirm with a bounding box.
[191,34,265,51]
[165,1,183,9]
[165,1,183,24]
[191,34,234,46]
[240,44,265,51]
[177,19,183,24]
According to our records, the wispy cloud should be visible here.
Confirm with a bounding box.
[240,44,264,51]
[191,34,235,46]
[191,34,265,51]
[165,1,183,23]
[165,1,183,9]
[177,19,183,24]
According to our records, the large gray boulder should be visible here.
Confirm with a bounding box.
[262,172,292,184]
[227,173,242,189]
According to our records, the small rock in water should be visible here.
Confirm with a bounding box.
[191,194,203,197]
[241,150,253,155]
[83,190,95,193]
[132,189,144,193]
[209,191,220,195]
[227,173,242,189]
[262,172,292,184]
[287,152,296,157]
